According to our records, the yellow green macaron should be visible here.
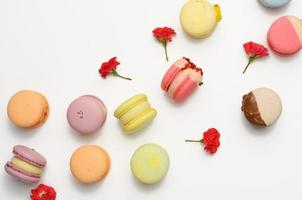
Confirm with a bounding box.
[131,143,169,184]
[114,94,157,134]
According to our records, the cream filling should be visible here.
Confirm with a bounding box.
[120,101,151,125]
[288,16,302,45]
[253,88,282,126]
[174,58,188,67]
[11,157,42,175]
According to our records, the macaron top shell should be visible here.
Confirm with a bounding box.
[258,0,291,8]
[180,0,221,39]
[13,145,47,167]
[7,90,49,128]
[67,95,107,135]
[242,88,282,127]
[131,144,169,184]
[267,16,302,56]
[70,145,111,184]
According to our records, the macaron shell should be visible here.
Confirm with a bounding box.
[70,145,111,184]
[267,16,302,56]
[67,95,107,134]
[253,88,282,126]
[13,145,47,167]
[5,162,40,183]
[7,90,49,128]
[173,77,198,103]
[124,108,157,133]
[180,0,218,38]
[131,144,169,184]
[258,0,290,8]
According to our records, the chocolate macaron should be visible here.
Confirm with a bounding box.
[241,88,282,127]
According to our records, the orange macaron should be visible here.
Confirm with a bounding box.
[7,90,49,128]
[70,145,111,184]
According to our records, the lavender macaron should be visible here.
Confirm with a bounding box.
[4,145,47,183]
[67,95,107,135]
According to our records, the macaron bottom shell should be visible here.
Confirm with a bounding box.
[5,163,40,183]
[123,108,157,133]
[131,144,169,184]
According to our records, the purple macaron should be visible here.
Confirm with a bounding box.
[67,95,107,135]
[4,145,47,183]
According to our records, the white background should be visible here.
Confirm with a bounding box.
[0,0,301,199]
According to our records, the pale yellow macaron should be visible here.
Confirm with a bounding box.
[114,94,157,134]
[7,90,49,128]
[180,0,222,39]
[70,145,111,184]
[131,144,169,184]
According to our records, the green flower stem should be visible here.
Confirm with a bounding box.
[111,69,132,81]
[162,40,169,62]
[185,139,204,143]
[243,56,256,74]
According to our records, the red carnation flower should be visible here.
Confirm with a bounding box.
[186,128,221,154]
[242,41,269,74]
[98,57,132,80]
[152,27,176,61]
[30,184,56,200]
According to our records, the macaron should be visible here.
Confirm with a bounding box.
[67,95,107,135]
[180,0,222,39]
[4,145,47,183]
[131,144,169,184]
[70,145,110,184]
[241,88,282,127]
[258,0,290,8]
[7,90,49,128]
[267,16,302,56]
[161,57,203,103]
[114,94,157,134]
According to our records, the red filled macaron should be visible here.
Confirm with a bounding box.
[161,57,203,103]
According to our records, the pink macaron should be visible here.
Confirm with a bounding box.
[4,145,47,183]
[161,57,203,103]
[267,16,302,56]
[67,95,107,135]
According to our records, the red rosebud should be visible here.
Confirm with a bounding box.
[185,128,221,154]
[242,41,269,74]
[98,57,132,80]
[152,27,176,61]
[202,128,220,154]
[153,27,176,42]
[30,184,56,200]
